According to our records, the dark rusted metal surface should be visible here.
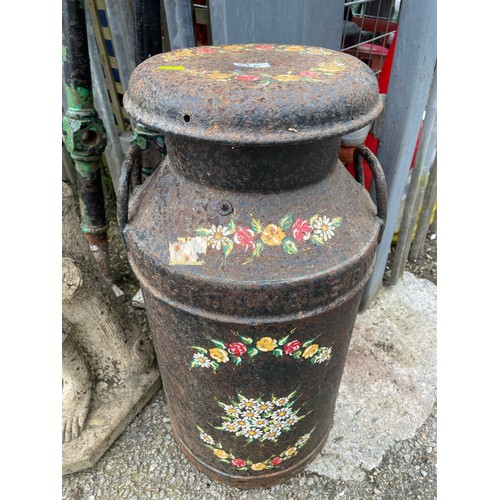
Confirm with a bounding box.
[120,44,386,488]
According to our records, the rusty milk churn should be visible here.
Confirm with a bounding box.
[119,44,387,488]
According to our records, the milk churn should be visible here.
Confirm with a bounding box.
[119,44,387,488]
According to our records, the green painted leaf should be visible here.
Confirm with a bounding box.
[191,346,208,353]
[309,214,319,225]
[311,233,324,246]
[210,339,226,349]
[211,361,220,371]
[282,237,299,255]
[226,218,236,233]
[273,348,284,357]
[302,339,315,348]
[223,239,234,257]
[253,240,265,257]
[279,213,293,230]
[230,354,242,366]
[239,335,254,345]
[333,217,343,227]
[251,218,263,233]
[190,360,198,369]
[293,350,302,359]
[278,334,290,346]
[196,227,212,237]
[248,347,259,358]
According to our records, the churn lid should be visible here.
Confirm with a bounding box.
[124,44,383,144]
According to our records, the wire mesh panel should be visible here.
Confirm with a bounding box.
[341,0,400,77]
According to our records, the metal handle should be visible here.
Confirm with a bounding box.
[117,143,142,237]
[353,145,388,243]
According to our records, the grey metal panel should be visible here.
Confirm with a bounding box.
[105,0,136,91]
[209,0,345,50]
[360,0,437,309]
[163,0,196,50]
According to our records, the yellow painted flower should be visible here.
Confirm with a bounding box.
[302,344,319,359]
[251,462,266,471]
[283,45,304,52]
[205,71,235,81]
[256,337,278,352]
[261,224,286,246]
[273,74,302,82]
[214,449,229,459]
[285,447,298,457]
[221,44,246,51]
[209,348,229,363]
[173,49,197,58]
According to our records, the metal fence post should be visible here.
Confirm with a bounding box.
[360,0,437,309]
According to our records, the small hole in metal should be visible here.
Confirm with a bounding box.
[217,200,233,216]
[183,114,191,123]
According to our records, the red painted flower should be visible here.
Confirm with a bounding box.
[292,218,313,242]
[234,226,256,251]
[198,47,216,53]
[297,71,321,78]
[235,74,260,82]
[269,457,283,466]
[228,342,248,357]
[232,458,247,468]
[255,44,275,50]
[284,340,302,356]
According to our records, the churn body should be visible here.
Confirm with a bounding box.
[120,44,386,488]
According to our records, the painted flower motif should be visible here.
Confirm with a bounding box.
[269,457,283,466]
[225,405,240,417]
[209,347,229,363]
[314,347,332,364]
[272,407,292,420]
[192,352,212,368]
[200,432,215,445]
[214,449,230,459]
[256,337,278,352]
[242,409,259,420]
[283,45,305,51]
[274,74,302,82]
[221,44,246,51]
[198,47,216,53]
[302,344,319,359]
[260,224,286,246]
[228,341,248,357]
[292,219,313,242]
[232,458,246,468]
[222,421,238,433]
[275,396,290,406]
[258,401,273,412]
[297,70,321,78]
[296,433,311,447]
[251,463,266,471]
[312,216,337,242]
[233,227,256,251]
[207,224,231,250]
[252,417,267,428]
[242,428,262,440]
[283,340,302,355]
[263,429,282,441]
[205,71,235,81]
[239,397,257,409]
[255,44,275,50]
[234,418,248,429]
[285,414,299,427]
[235,74,260,82]
[285,447,298,457]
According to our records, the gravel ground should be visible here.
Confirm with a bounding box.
[63,188,437,499]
